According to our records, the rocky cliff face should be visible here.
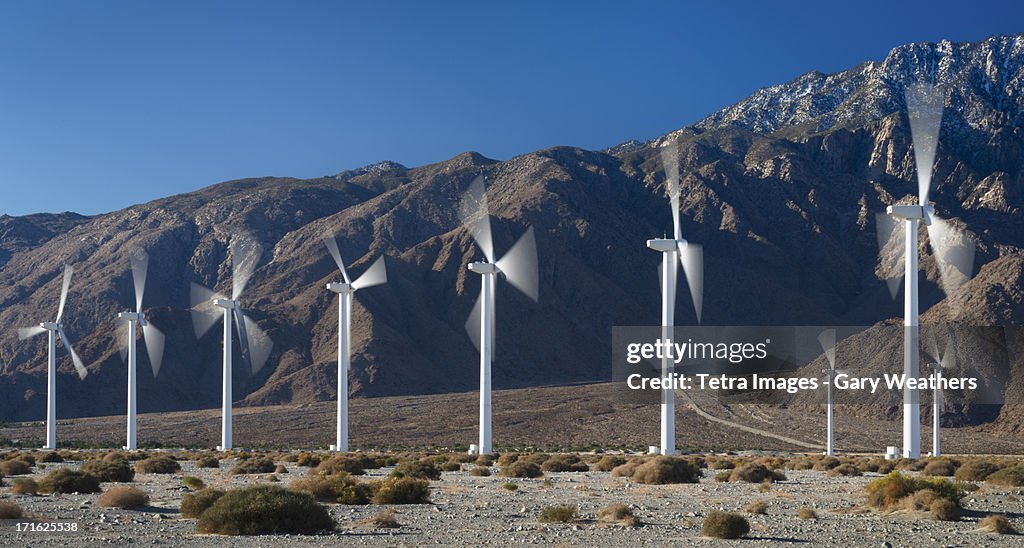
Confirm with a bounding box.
[0,34,1021,425]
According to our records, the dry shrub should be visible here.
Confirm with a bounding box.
[541,455,589,473]
[363,509,400,529]
[474,454,494,467]
[134,456,180,474]
[610,457,646,478]
[827,463,862,477]
[597,503,640,526]
[954,460,1001,482]
[97,486,149,509]
[798,507,817,520]
[0,460,32,475]
[895,458,925,471]
[538,504,577,523]
[470,466,491,477]
[0,501,23,519]
[930,498,959,521]
[82,459,135,482]
[707,456,737,470]
[39,469,101,494]
[630,456,701,485]
[787,458,814,470]
[922,459,958,477]
[310,456,365,476]
[986,465,1024,487]
[743,499,768,514]
[866,472,968,511]
[811,457,840,472]
[714,471,731,483]
[591,455,627,472]
[295,452,322,467]
[495,453,519,467]
[391,460,442,480]
[183,476,205,490]
[498,460,543,479]
[231,458,276,475]
[39,452,63,463]
[289,474,373,505]
[438,461,462,472]
[702,510,749,539]
[730,463,786,484]
[501,482,518,491]
[979,514,1017,534]
[275,464,288,474]
[196,456,220,468]
[12,478,38,495]
[371,477,430,504]
[196,485,335,535]
[181,489,226,518]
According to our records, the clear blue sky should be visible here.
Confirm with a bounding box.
[0,1,1020,216]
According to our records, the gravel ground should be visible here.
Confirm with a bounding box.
[2,455,1023,547]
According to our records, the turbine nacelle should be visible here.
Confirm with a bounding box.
[117,311,146,326]
[468,262,501,275]
[647,238,686,252]
[326,282,354,294]
[887,204,934,226]
[212,298,239,311]
[40,322,60,331]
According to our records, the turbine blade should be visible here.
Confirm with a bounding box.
[58,328,87,380]
[465,289,483,352]
[352,256,387,290]
[817,328,836,369]
[489,273,496,356]
[56,264,73,323]
[458,176,494,262]
[142,324,165,378]
[231,234,263,300]
[130,249,149,313]
[118,321,129,363]
[925,215,975,299]
[190,283,224,339]
[905,82,944,206]
[875,212,904,300]
[678,242,703,324]
[18,326,46,340]
[242,314,273,375]
[234,310,252,374]
[941,334,956,370]
[661,144,681,240]
[495,227,539,302]
[323,235,351,284]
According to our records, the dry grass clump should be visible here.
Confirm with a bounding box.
[978,514,1017,534]
[196,485,335,535]
[895,458,925,471]
[597,503,640,526]
[701,510,749,539]
[231,457,276,475]
[363,509,401,529]
[275,464,288,474]
[290,474,373,505]
[743,499,768,514]
[295,452,322,467]
[391,459,442,480]
[474,454,494,467]
[181,489,226,518]
[826,463,862,477]
[97,486,149,509]
[470,466,491,477]
[134,456,181,474]
[798,506,818,520]
[498,460,544,479]
[438,460,462,472]
[954,460,1002,482]
[82,459,135,482]
[39,468,101,494]
[183,476,205,490]
[707,456,737,470]
[630,456,701,484]
[310,456,365,476]
[0,501,23,519]
[538,504,577,523]
[196,455,220,468]
[12,478,39,495]
[929,498,960,521]
[7,452,36,466]
[591,455,627,472]
[985,465,1024,487]
[811,456,841,472]
[541,454,589,472]
[729,463,786,484]
[371,477,431,505]
[922,458,958,477]
[866,472,969,519]
[0,459,32,475]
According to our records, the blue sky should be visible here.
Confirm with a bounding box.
[0,1,1021,216]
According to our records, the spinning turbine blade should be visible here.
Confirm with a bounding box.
[242,315,273,375]
[678,242,703,324]
[905,82,944,206]
[459,176,494,262]
[130,249,148,313]
[234,311,253,373]
[56,264,73,323]
[353,256,387,290]
[324,236,351,284]
[58,328,88,380]
[817,328,836,369]
[925,216,975,298]
[18,326,46,340]
[118,322,130,363]
[142,324,165,378]
[190,283,224,339]
[661,144,681,240]
[874,212,904,300]
[231,235,262,300]
[465,290,483,351]
[495,227,538,302]
[489,274,496,354]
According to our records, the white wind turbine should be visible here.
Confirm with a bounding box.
[648,145,703,455]
[923,329,956,457]
[18,264,88,450]
[876,82,976,459]
[460,176,539,455]
[817,328,842,456]
[117,249,165,450]
[323,236,387,452]
[190,235,274,450]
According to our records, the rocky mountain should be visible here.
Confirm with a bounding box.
[1,34,1022,428]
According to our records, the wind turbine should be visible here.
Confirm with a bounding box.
[460,176,539,455]
[190,235,274,450]
[876,82,976,459]
[117,249,165,450]
[923,329,955,457]
[323,236,387,452]
[647,145,703,455]
[17,264,88,450]
[818,328,840,456]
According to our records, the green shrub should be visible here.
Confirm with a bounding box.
[82,459,135,482]
[135,456,180,474]
[97,486,149,509]
[498,460,543,479]
[231,458,276,475]
[196,456,220,468]
[371,477,431,504]
[0,501,23,519]
[979,514,1017,534]
[702,510,749,539]
[501,482,518,491]
[538,504,577,523]
[196,485,335,535]
[470,466,491,477]
[12,478,39,495]
[954,460,1001,482]
[39,469,101,494]
[183,476,206,490]
[591,455,628,472]
[0,459,32,475]
[181,489,226,518]
[729,463,786,484]
[597,503,640,526]
[391,460,442,480]
[922,459,958,477]
[630,456,701,484]
[985,465,1024,487]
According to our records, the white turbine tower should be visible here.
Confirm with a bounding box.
[190,235,274,450]
[117,249,165,450]
[18,264,88,450]
[323,236,387,452]
[818,328,840,456]
[923,330,955,457]
[648,145,703,455]
[460,176,539,455]
[877,82,976,459]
